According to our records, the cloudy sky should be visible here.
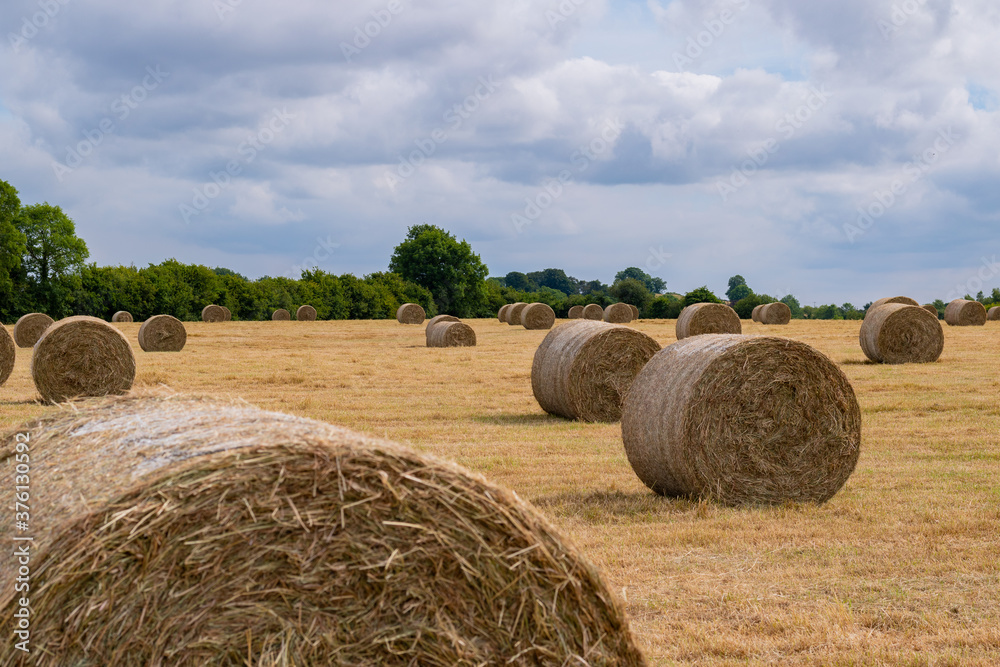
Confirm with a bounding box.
[2,0,998,305]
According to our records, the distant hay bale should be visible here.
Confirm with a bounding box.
[989,306,1000,321]
[629,304,639,320]
[201,305,226,323]
[759,302,791,325]
[426,321,477,348]
[531,320,661,422]
[498,304,511,322]
[221,306,232,321]
[582,304,604,320]
[272,309,291,321]
[426,314,460,328]
[675,303,742,339]
[13,313,54,348]
[944,299,987,326]
[859,303,943,364]
[604,303,633,324]
[31,316,136,404]
[0,326,13,387]
[867,296,919,316]
[0,395,644,665]
[521,303,556,330]
[297,305,317,321]
[396,303,425,325]
[622,334,861,505]
[751,304,764,322]
[922,304,940,317]
[111,311,133,323]
[568,305,584,319]
[507,302,529,325]
[138,315,188,353]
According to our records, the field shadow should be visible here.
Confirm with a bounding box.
[840,359,876,365]
[0,399,41,406]
[532,489,700,523]
[472,414,559,426]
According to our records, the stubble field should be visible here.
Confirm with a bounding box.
[2,318,998,665]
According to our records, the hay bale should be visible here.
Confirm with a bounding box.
[759,302,791,325]
[922,304,940,317]
[867,296,919,316]
[427,321,476,348]
[201,305,226,323]
[583,303,604,320]
[0,395,644,666]
[521,303,556,330]
[622,334,861,505]
[945,299,987,326]
[604,303,633,324]
[138,315,187,352]
[297,305,317,321]
[396,303,425,325]
[221,306,232,321]
[111,311,133,323]
[426,314,460,328]
[13,312,54,348]
[989,306,1000,321]
[751,304,764,322]
[507,302,528,325]
[0,326,13,387]
[568,305,584,319]
[531,320,661,422]
[629,304,639,320]
[31,316,136,404]
[498,304,511,322]
[272,309,291,321]
[859,303,943,364]
[675,303,742,339]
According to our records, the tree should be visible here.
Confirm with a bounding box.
[609,278,653,314]
[780,294,802,318]
[683,286,722,307]
[615,267,666,294]
[15,203,89,315]
[504,271,534,291]
[578,279,608,295]
[726,275,748,302]
[389,224,489,317]
[0,180,26,312]
[728,283,752,302]
[733,293,766,319]
[526,268,576,295]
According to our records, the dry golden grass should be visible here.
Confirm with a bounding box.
[2,319,999,665]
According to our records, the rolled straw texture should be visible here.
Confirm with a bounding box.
[296,305,317,321]
[859,303,943,364]
[507,302,528,325]
[111,311,133,323]
[201,305,226,323]
[944,299,987,326]
[396,303,425,324]
[426,321,477,347]
[0,326,13,387]
[138,315,188,352]
[759,302,791,325]
[603,303,633,324]
[13,313,54,348]
[582,304,604,320]
[521,303,556,330]
[675,303,742,339]
[568,305,584,319]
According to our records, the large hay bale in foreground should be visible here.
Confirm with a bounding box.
[111,311,133,323]
[622,335,861,505]
[507,302,529,325]
[867,296,919,316]
[582,303,604,320]
[859,303,943,364]
[0,326,13,387]
[521,303,556,330]
[13,312,54,348]
[272,309,291,321]
[989,306,1000,321]
[945,299,987,326]
[31,316,136,404]
[201,305,226,323]
[396,303,425,324]
[532,320,661,422]
[629,304,639,320]
[568,305,584,319]
[0,395,645,666]
[676,303,742,339]
[604,303,633,324]
[759,302,791,325]
[427,321,476,347]
[498,304,511,322]
[138,315,188,352]
[751,304,764,322]
[296,305,317,321]
[922,304,940,317]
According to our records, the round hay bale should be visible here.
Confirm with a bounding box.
[13,312,54,348]
[629,304,639,320]
[138,315,188,352]
[427,321,476,348]
[521,303,556,330]
[201,305,226,323]
[396,303,425,325]
[531,320,661,422]
[568,305,584,319]
[582,303,604,320]
[759,302,791,325]
[498,304,511,322]
[272,308,291,321]
[111,311,133,323]
[988,306,1000,321]
[675,303,742,339]
[426,314,460,328]
[867,296,919,316]
[622,335,861,505]
[0,326,13,387]
[31,316,136,404]
[751,304,764,322]
[922,304,940,317]
[296,304,317,321]
[604,303,633,324]
[507,302,528,325]
[221,306,232,321]
[859,303,943,364]
[945,299,987,326]
[0,395,645,666]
